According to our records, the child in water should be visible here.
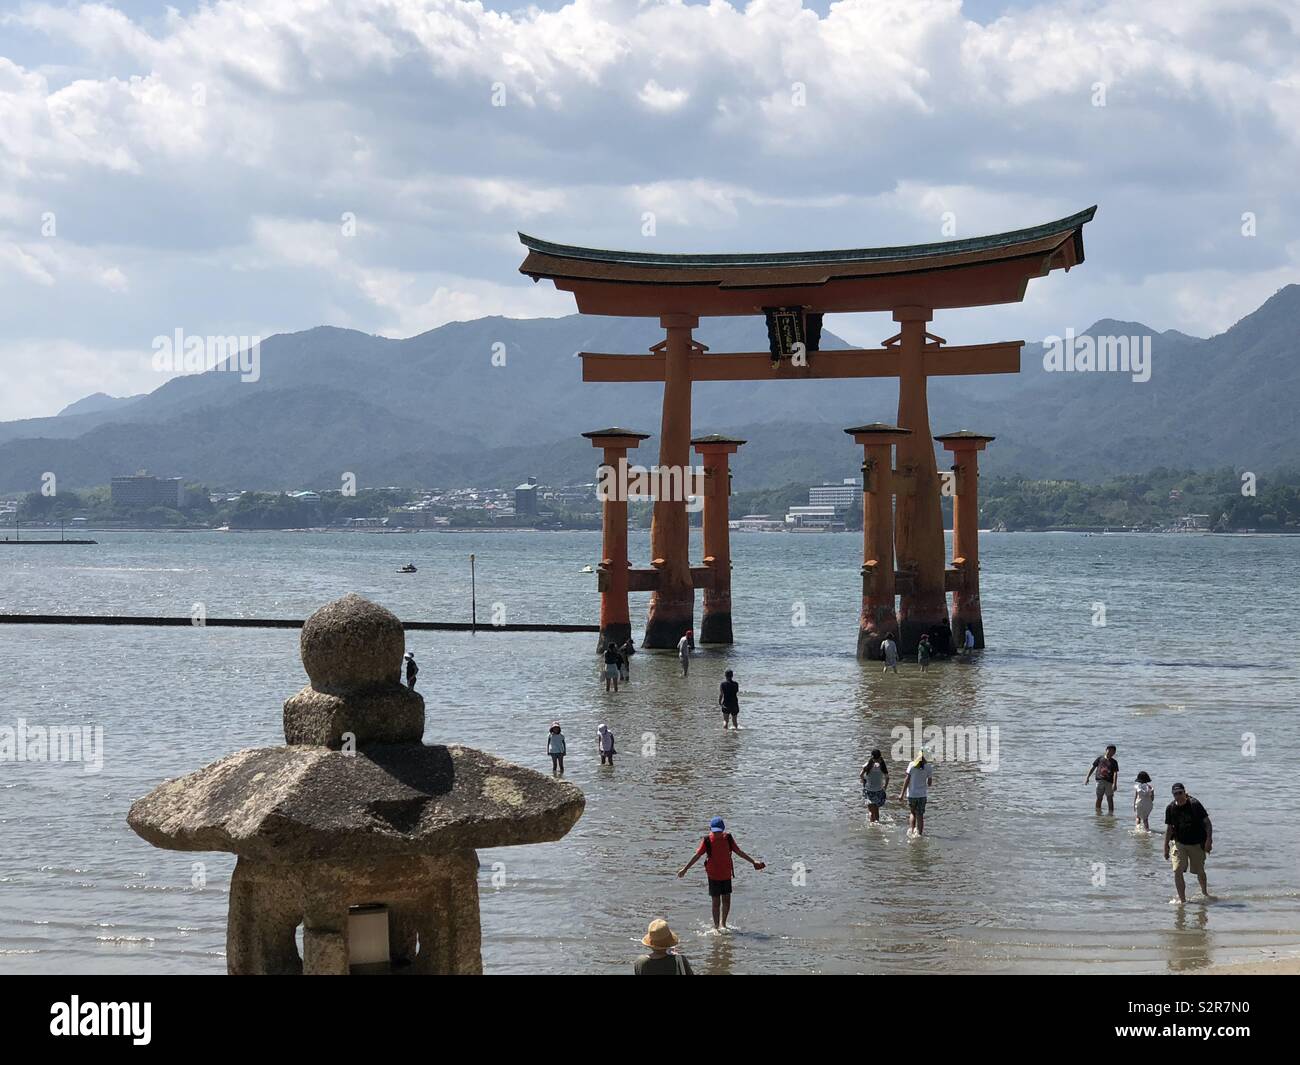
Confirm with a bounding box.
[547,722,567,775]
[1133,770,1155,831]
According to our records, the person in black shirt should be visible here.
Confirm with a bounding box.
[1084,745,1119,813]
[718,670,740,730]
[1163,782,1214,904]
[404,652,418,690]
[602,642,622,692]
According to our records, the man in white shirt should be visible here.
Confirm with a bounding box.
[677,631,691,677]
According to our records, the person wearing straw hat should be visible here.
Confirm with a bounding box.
[634,918,693,975]
[677,816,766,931]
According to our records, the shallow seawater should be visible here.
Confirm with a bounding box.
[1,529,1298,974]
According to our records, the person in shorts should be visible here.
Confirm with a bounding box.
[677,816,765,931]
[897,751,934,836]
[1085,745,1119,813]
[602,642,621,692]
[718,670,740,730]
[1163,782,1213,904]
[546,722,566,775]
[596,723,616,766]
[859,749,890,823]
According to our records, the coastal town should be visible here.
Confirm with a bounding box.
[1,468,1292,535]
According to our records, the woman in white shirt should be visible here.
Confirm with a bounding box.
[1133,771,1155,831]
[858,750,890,823]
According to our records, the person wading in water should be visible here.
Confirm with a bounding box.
[602,642,621,692]
[859,749,890,823]
[897,750,935,837]
[1085,745,1120,814]
[677,816,765,931]
[718,670,740,730]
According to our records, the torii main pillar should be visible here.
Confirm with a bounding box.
[692,434,745,645]
[936,431,994,650]
[893,307,952,655]
[644,314,699,648]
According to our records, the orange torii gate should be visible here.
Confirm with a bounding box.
[519,207,1095,654]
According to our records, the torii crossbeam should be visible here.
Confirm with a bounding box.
[520,206,1096,653]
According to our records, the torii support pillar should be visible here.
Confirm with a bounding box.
[937,431,994,650]
[892,307,953,655]
[583,427,651,652]
[692,434,746,645]
[846,424,910,661]
[644,314,700,648]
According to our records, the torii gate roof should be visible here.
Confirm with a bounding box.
[519,206,1095,317]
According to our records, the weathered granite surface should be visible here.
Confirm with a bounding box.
[299,593,407,693]
[126,593,584,974]
[282,593,425,747]
[127,742,585,863]
[282,686,426,748]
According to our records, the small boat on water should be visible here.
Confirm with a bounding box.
[398,563,418,573]
[580,564,593,573]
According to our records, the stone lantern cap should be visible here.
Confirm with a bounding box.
[127,742,584,863]
[127,593,584,864]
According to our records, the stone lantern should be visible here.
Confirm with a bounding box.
[127,594,584,974]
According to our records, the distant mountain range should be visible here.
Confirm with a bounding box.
[3,285,1299,494]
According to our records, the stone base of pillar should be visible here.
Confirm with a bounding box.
[897,594,953,656]
[699,609,732,645]
[857,602,900,662]
[644,588,694,649]
[596,621,631,653]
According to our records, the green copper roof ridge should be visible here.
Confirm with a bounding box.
[520,206,1096,269]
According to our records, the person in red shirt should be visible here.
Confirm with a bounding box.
[677,816,765,930]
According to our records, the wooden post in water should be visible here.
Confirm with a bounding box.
[846,424,910,661]
[892,307,953,655]
[936,431,994,650]
[692,434,745,645]
[583,427,650,651]
[644,315,699,648]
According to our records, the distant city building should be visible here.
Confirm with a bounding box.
[515,479,539,516]
[808,479,860,510]
[288,491,321,504]
[730,513,785,532]
[785,504,844,530]
[111,472,185,508]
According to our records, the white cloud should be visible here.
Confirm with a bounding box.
[0,0,1297,416]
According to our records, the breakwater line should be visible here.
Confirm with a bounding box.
[0,614,597,633]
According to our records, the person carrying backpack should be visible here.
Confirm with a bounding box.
[1085,744,1120,814]
[677,816,765,931]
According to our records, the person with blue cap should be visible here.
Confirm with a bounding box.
[677,816,766,931]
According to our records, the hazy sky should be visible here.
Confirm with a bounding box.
[2,0,1297,419]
